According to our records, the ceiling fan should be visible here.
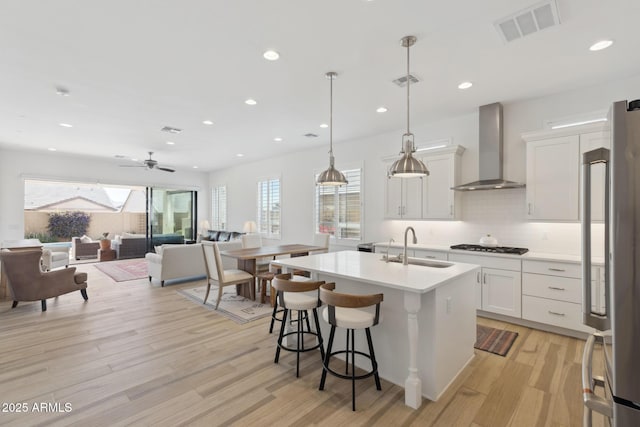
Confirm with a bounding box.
[120,152,175,172]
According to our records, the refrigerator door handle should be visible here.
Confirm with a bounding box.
[581,147,611,331]
[582,333,613,425]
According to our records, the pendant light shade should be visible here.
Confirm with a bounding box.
[389,36,429,178]
[317,72,348,186]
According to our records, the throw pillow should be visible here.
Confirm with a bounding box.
[80,235,92,243]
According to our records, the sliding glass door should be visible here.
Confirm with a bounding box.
[147,188,197,251]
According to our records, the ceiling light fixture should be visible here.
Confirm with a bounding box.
[48,148,57,151]
[236,153,244,157]
[273,137,283,142]
[263,50,280,61]
[589,40,613,51]
[202,120,214,125]
[245,99,257,105]
[320,123,328,128]
[192,166,199,169]
[316,72,348,186]
[166,141,175,145]
[389,36,429,178]
[458,81,473,89]
[376,107,388,113]
[59,123,73,128]
[55,87,69,97]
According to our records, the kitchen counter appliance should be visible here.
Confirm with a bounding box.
[581,99,640,426]
[450,244,528,255]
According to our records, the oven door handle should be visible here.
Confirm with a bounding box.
[582,333,613,425]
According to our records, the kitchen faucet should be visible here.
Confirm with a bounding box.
[385,238,395,262]
[403,226,417,265]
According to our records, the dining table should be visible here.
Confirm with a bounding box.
[220,244,326,299]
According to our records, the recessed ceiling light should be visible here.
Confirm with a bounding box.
[59,123,73,128]
[48,148,57,151]
[376,107,388,113]
[458,81,473,89]
[192,165,199,169]
[166,141,175,145]
[55,87,69,97]
[202,120,214,125]
[236,153,244,157]
[319,123,328,128]
[273,137,283,142]
[589,40,613,51]
[245,99,257,105]
[263,50,280,61]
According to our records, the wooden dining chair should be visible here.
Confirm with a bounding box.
[201,242,254,309]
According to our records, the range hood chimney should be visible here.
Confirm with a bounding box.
[452,102,525,191]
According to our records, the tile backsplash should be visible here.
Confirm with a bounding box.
[382,188,604,256]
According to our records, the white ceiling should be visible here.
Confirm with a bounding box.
[1,0,638,172]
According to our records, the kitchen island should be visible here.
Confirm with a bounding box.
[273,250,479,409]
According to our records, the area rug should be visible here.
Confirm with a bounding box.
[94,258,148,282]
[177,285,272,325]
[475,325,518,357]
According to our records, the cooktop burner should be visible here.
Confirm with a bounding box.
[450,244,529,255]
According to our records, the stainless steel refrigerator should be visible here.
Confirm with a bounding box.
[582,99,640,426]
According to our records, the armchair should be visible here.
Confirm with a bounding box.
[0,250,88,311]
[72,236,100,260]
[41,246,70,271]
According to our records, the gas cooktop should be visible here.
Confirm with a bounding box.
[450,244,529,255]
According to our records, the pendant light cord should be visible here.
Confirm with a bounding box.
[406,40,411,136]
[329,73,333,157]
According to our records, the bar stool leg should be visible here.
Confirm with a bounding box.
[269,291,279,333]
[365,327,381,390]
[351,328,356,411]
[319,325,336,391]
[296,309,302,377]
[345,329,350,375]
[275,308,288,363]
[312,308,325,361]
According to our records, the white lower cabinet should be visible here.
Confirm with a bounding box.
[448,253,522,317]
[521,260,595,333]
[413,248,448,261]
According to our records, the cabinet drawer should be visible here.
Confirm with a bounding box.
[413,249,447,261]
[522,260,581,278]
[449,253,521,271]
[522,295,592,333]
[522,273,581,303]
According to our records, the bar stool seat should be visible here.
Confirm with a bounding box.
[269,274,311,334]
[318,283,384,411]
[283,292,318,310]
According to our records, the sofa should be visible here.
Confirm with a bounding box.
[200,230,244,242]
[146,240,242,286]
[72,236,100,260]
[113,233,185,259]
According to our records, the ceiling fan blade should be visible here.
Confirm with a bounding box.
[119,164,145,168]
[157,167,175,173]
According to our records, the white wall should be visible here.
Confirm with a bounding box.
[209,73,640,256]
[0,148,209,242]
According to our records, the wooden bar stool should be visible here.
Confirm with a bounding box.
[272,273,327,377]
[318,283,383,411]
[269,273,311,334]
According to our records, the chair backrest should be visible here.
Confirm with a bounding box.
[0,250,43,286]
[241,234,262,249]
[319,283,383,326]
[272,273,327,308]
[202,242,223,282]
[313,233,330,252]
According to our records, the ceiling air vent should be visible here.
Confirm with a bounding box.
[495,0,560,43]
[304,133,318,138]
[160,126,182,134]
[392,74,419,87]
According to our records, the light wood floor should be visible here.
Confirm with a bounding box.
[0,262,605,427]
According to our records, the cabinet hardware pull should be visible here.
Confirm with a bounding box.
[397,206,401,215]
[528,203,532,215]
[548,286,566,291]
[449,205,453,216]
[425,255,436,259]
[483,273,487,284]
[548,311,566,316]
[548,268,566,272]
[476,272,480,283]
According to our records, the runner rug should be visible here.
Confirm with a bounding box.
[177,285,272,325]
[94,258,148,282]
[474,325,519,357]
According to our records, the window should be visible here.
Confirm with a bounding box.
[211,185,227,230]
[315,168,361,240]
[257,177,280,238]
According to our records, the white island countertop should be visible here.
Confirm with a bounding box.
[274,250,479,294]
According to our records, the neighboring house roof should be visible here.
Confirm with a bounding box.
[24,181,118,212]
[121,189,146,213]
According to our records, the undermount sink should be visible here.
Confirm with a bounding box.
[381,256,453,268]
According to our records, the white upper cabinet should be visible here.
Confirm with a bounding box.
[421,150,462,219]
[523,123,607,221]
[384,171,423,219]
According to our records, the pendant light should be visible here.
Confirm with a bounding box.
[317,72,348,186]
[389,36,429,178]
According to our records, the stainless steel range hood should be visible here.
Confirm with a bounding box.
[452,102,525,191]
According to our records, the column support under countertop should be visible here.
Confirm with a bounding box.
[404,290,422,409]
